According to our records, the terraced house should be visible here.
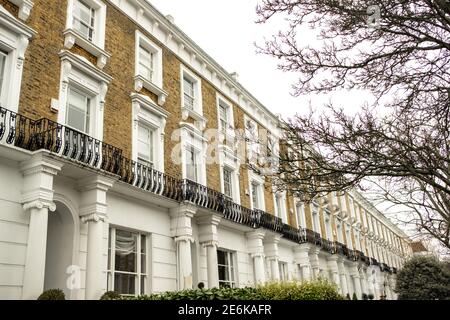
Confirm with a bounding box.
[0,0,413,300]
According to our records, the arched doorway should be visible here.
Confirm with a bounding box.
[43,201,77,299]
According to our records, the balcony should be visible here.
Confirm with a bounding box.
[0,106,395,268]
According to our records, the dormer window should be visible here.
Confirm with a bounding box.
[73,0,96,42]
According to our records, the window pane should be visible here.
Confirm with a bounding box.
[218,265,229,281]
[223,168,232,198]
[0,51,6,95]
[140,276,146,295]
[251,182,259,209]
[114,230,137,272]
[66,88,90,132]
[186,147,197,181]
[139,46,154,80]
[183,77,195,110]
[73,0,95,41]
[138,125,153,164]
[114,273,136,295]
[217,250,226,265]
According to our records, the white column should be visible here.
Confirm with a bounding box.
[327,255,341,290]
[265,235,281,281]
[247,230,266,284]
[337,258,349,295]
[295,244,312,281]
[309,247,321,279]
[21,153,63,300]
[79,175,116,300]
[350,263,363,299]
[170,203,197,290]
[198,214,221,289]
[359,267,369,297]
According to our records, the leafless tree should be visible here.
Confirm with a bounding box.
[254,0,450,251]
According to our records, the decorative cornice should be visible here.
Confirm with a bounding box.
[201,240,218,248]
[0,3,36,36]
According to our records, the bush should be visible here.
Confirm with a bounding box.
[362,293,368,300]
[395,256,450,300]
[100,291,121,300]
[346,293,351,300]
[368,293,374,300]
[112,280,343,301]
[352,292,358,300]
[37,289,65,300]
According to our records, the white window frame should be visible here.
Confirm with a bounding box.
[336,221,344,243]
[278,261,289,282]
[274,192,288,223]
[58,50,112,140]
[137,122,155,167]
[0,6,35,112]
[217,249,237,288]
[295,201,306,229]
[180,65,206,129]
[311,200,321,235]
[133,30,167,106]
[216,94,235,142]
[64,0,109,69]
[245,116,260,164]
[131,93,168,172]
[218,144,241,204]
[107,227,149,297]
[65,85,93,133]
[180,123,207,185]
[248,171,265,211]
[324,208,332,240]
[222,166,233,199]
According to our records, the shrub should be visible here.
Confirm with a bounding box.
[100,291,121,300]
[115,280,343,300]
[37,289,65,300]
[362,293,368,300]
[395,256,450,300]
[346,293,351,300]
[368,293,374,300]
[352,292,358,300]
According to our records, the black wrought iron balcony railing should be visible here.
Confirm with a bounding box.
[0,106,399,268]
[392,267,397,274]
[321,239,336,254]
[370,258,380,266]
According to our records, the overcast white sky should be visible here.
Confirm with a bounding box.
[149,0,372,119]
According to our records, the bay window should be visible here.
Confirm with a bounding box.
[107,228,148,296]
[217,250,236,288]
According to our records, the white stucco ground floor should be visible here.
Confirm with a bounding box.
[0,145,398,300]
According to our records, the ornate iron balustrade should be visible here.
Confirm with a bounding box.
[222,199,256,229]
[305,229,322,246]
[254,209,283,233]
[0,106,400,268]
[370,258,379,266]
[335,242,347,256]
[282,223,307,243]
[322,239,337,254]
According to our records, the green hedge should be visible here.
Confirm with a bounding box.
[112,280,343,300]
[37,289,65,300]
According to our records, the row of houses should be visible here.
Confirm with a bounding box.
[0,0,413,300]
